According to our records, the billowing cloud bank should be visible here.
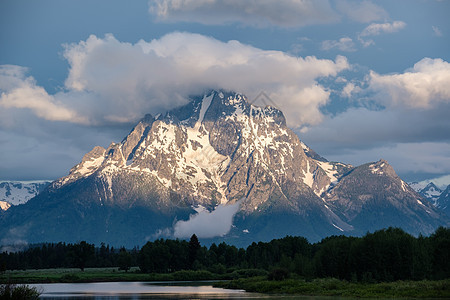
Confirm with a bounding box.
[173,201,241,238]
[369,58,450,108]
[0,32,348,128]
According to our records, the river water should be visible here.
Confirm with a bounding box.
[31,281,279,299]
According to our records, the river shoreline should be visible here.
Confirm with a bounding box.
[2,268,449,298]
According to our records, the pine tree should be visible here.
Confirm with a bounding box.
[188,234,201,269]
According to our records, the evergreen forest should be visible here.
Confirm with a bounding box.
[1,227,449,283]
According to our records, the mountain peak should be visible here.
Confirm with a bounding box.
[2,91,449,246]
[419,182,443,205]
[368,159,396,177]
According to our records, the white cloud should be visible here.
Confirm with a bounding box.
[335,0,387,23]
[0,33,349,128]
[360,21,406,37]
[0,32,349,180]
[60,32,348,127]
[414,174,450,190]
[0,66,87,124]
[357,21,406,47]
[148,0,339,28]
[369,58,450,108]
[173,201,241,238]
[432,26,443,37]
[321,37,356,52]
[341,82,361,98]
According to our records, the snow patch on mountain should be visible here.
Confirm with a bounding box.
[369,162,384,175]
[317,161,338,184]
[77,156,105,176]
[0,181,50,208]
[302,160,314,188]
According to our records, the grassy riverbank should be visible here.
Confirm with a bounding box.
[0,267,268,284]
[215,276,450,298]
[0,267,224,283]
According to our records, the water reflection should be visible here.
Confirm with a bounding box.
[32,281,262,299]
[33,281,365,300]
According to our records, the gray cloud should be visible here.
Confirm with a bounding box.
[300,58,450,179]
[173,201,241,238]
[301,106,450,152]
[318,142,450,180]
[432,26,443,37]
[321,37,356,52]
[360,21,406,37]
[148,0,339,28]
[335,0,387,23]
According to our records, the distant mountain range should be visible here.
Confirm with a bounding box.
[1,91,449,247]
[410,182,450,217]
[0,181,50,211]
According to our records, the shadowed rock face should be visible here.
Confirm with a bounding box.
[436,185,450,216]
[0,90,448,247]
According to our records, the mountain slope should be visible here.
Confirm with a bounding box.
[322,160,446,236]
[437,185,450,216]
[0,91,448,246]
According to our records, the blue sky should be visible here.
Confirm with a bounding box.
[0,0,449,185]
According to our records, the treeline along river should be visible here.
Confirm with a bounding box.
[1,227,449,282]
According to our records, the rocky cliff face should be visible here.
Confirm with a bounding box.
[0,91,448,246]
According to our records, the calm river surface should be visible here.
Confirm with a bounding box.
[30,281,345,300]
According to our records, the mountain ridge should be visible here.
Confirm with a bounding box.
[0,90,448,247]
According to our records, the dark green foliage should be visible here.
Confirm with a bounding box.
[429,226,450,279]
[69,241,95,271]
[117,247,132,272]
[0,241,137,271]
[215,277,450,298]
[1,227,449,283]
[268,268,289,281]
[188,234,201,268]
[0,283,40,299]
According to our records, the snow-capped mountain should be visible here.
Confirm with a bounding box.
[0,91,448,246]
[411,182,442,205]
[0,181,50,210]
[409,181,450,216]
